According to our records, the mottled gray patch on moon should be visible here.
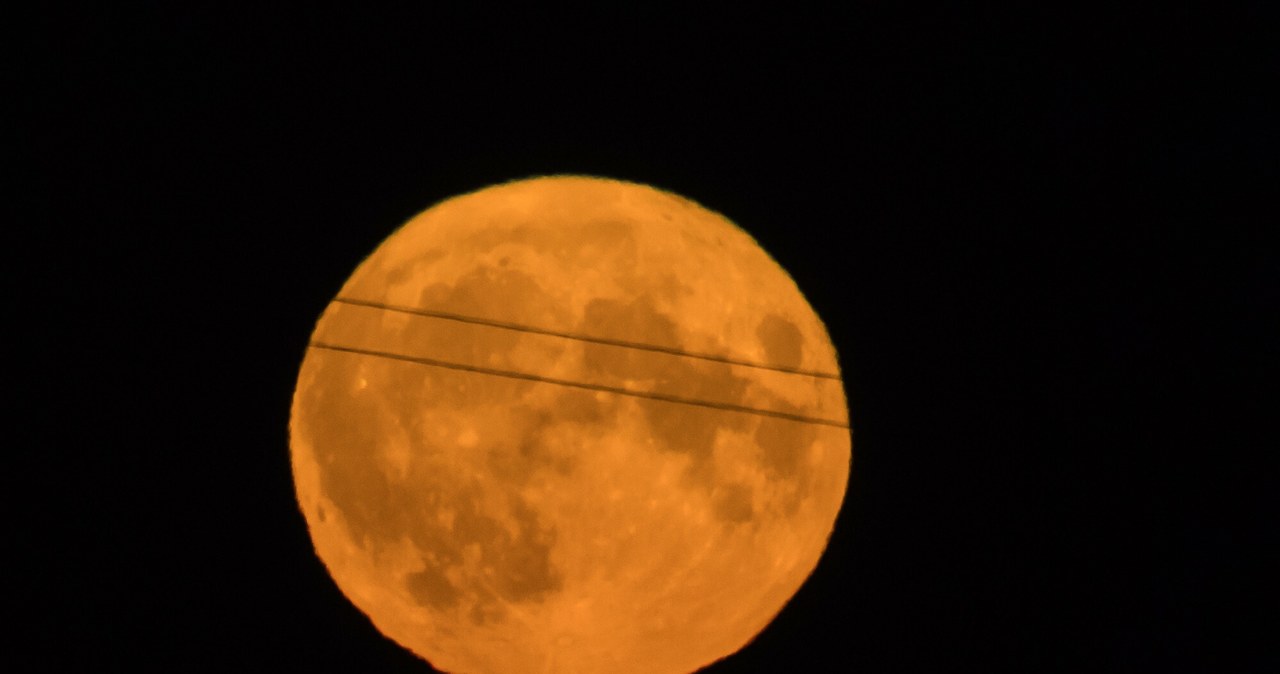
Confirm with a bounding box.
[578,295,752,465]
[643,359,750,466]
[417,265,548,326]
[712,483,756,524]
[395,484,563,623]
[300,259,581,631]
[459,217,640,270]
[580,296,681,365]
[384,248,446,287]
[405,564,462,610]
[756,314,804,370]
[754,398,818,480]
[301,353,411,552]
[757,427,811,481]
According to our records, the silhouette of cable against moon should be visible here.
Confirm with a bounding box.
[332,296,842,380]
[309,303,849,427]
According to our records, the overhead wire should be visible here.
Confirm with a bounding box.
[308,341,849,429]
[332,296,842,380]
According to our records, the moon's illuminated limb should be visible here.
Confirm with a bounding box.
[289,175,851,674]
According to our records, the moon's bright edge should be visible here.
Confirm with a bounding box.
[289,176,851,674]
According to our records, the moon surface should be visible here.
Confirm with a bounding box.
[289,176,851,673]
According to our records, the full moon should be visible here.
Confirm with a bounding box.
[289,175,851,673]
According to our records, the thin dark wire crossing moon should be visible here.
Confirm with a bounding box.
[308,341,849,429]
[333,296,842,380]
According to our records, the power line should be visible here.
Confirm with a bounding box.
[309,341,850,429]
[331,296,842,381]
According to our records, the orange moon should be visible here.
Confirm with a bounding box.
[289,175,851,673]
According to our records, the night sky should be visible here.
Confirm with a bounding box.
[15,5,1272,672]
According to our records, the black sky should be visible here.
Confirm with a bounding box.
[14,5,1274,673]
